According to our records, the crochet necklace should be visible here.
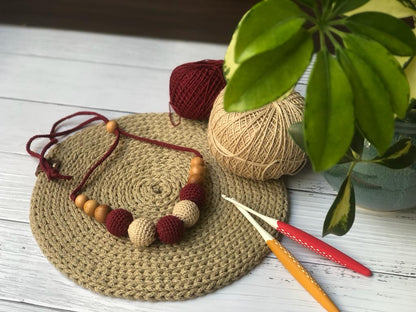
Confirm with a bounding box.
[26,111,206,247]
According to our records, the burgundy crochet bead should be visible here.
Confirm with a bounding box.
[156,215,185,244]
[106,209,133,237]
[179,183,205,208]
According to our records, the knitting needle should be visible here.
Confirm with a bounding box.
[222,195,372,277]
[222,194,340,312]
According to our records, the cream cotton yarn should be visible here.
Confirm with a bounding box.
[207,89,307,180]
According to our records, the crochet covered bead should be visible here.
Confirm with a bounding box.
[156,215,185,244]
[172,200,200,228]
[180,183,205,208]
[128,218,157,247]
[106,209,133,237]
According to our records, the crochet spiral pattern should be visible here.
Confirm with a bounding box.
[29,113,288,301]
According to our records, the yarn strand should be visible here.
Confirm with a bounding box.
[26,111,203,201]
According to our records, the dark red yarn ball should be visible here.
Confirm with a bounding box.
[169,59,226,121]
[156,215,185,244]
[180,183,205,208]
[105,209,133,237]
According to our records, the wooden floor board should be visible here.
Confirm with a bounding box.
[1,25,415,312]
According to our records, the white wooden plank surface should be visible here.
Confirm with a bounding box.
[0,25,415,312]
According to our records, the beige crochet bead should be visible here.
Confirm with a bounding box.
[128,218,157,247]
[172,200,200,228]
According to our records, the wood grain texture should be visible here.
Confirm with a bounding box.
[0,25,415,312]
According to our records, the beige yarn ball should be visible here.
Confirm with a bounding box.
[128,218,156,247]
[172,200,200,228]
[207,89,306,180]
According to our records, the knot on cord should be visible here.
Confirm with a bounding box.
[37,158,72,180]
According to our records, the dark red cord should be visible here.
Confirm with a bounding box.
[26,111,203,201]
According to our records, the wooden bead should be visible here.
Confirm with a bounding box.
[83,199,99,217]
[187,174,204,184]
[190,156,204,166]
[189,165,205,177]
[106,120,118,133]
[94,204,111,223]
[75,194,89,209]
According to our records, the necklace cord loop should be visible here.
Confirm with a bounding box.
[26,111,203,201]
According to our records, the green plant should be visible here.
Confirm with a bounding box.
[223,0,416,235]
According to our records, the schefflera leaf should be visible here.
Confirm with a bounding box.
[337,47,394,154]
[332,0,369,15]
[224,30,313,112]
[233,0,306,64]
[343,34,410,119]
[304,50,354,172]
[372,139,416,169]
[323,174,355,236]
[288,121,306,152]
[346,12,416,56]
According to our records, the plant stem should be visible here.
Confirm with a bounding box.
[328,26,345,37]
[326,30,343,50]
[347,161,357,176]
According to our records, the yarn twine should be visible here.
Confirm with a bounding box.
[29,113,288,301]
[169,60,225,125]
[207,89,307,181]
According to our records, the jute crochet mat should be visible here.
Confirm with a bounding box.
[30,113,288,301]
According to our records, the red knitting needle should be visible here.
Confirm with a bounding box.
[222,195,372,277]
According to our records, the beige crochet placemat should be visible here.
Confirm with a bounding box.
[29,113,288,301]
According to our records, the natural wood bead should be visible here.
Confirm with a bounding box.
[94,205,112,223]
[190,156,204,167]
[75,194,89,209]
[106,120,118,133]
[83,199,99,217]
[187,174,204,184]
[189,165,205,177]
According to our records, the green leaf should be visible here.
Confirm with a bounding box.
[234,0,306,63]
[223,27,239,82]
[304,50,354,171]
[397,0,416,11]
[323,174,356,236]
[337,48,394,154]
[294,0,316,8]
[339,130,364,164]
[350,130,364,157]
[332,0,369,15]
[343,34,410,119]
[224,30,313,112]
[372,139,416,169]
[346,12,416,56]
[288,122,306,152]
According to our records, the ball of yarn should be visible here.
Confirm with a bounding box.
[207,89,307,180]
[179,183,205,208]
[156,215,185,244]
[128,218,156,247]
[106,209,133,237]
[172,200,200,228]
[169,60,226,121]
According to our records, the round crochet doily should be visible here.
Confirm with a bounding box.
[29,113,288,301]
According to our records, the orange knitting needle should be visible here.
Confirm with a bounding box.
[222,194,340,312]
